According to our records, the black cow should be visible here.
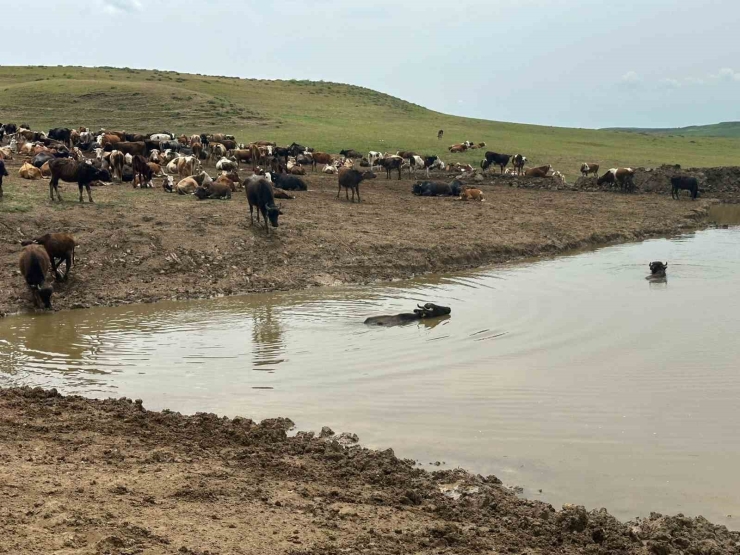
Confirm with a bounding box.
[48,128,72,147]
[2,123,17,134]
[272,173,307,191]
[377,156,404,179]
[48,159,111,203]
[337,168,376,202]
[340,149,363,159]
[32,152,55,168]
[0,159,8,198]
[246,176,283,234]
[412,181,454,196]
[364,303,451,326]
[288,142,307,156]
[671,176,699,200]
[481,152,511,173]
[648,261,668,277]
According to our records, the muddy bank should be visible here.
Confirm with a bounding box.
[0,387,737,554]
[0,158,713,316]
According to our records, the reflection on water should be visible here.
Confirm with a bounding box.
[2,227,740,528]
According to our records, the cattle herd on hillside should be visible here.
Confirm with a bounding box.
[0,122,701,310]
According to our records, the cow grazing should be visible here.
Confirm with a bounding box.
[272,173,307,191]
[524,165,551,178]
[580,163,600,178]
[512,154,527,175]
[246,176,283,234]
[437,129,444,140]
[671,176,699,200]
[0,159,8,197]
[19,245,54,309]
[460,188,485,201]
[337,168,376,203]
[21,233,76,281]
[48,158,111,202]
[376,156,404,179]
[19,162,43,180]
[597,168,635,192]
[481,152,511,173]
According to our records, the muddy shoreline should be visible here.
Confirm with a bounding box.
[0,386,737,554]
[0,157,715,317]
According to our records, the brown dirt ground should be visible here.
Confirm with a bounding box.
[0,157,713,317]
[2,387,738,555]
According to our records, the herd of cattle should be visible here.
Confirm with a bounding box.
[0,122,702,310]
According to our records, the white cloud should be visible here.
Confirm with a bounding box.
[101,0,142,14]
[660,78,681,89]
[620,71,640,84]
[712,67,740,82]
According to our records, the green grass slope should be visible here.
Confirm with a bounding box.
[606,122,740,139]
[1,66,738,179]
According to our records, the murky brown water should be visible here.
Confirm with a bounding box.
[2,218,740,526]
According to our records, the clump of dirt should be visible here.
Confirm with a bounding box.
[0,157,714,317]
[1,386,738,554]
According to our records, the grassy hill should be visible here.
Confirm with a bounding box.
[1,66,738,179]
[606,122,740,139]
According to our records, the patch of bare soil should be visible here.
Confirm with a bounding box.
[0,387,737,554]
[0,158,712,316]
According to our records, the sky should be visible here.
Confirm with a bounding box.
[2,0,739,129]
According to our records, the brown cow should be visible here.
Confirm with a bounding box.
[19,162,43,180]
[21,233,76,281]
[460,188,485,201]
[113,141,146,156]
[580,163,600,178]
[19,245,53,309]
[448,144,466,153]
[337,168,376,202]
[132,154,153,187]
[311,152,332,171]
[109,150,125,181]
[524,165,551,178]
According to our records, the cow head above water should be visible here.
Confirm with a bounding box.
[413,303,451,319]
[649,261,668,275]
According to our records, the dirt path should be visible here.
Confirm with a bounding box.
[0,387,736,554]
[0,158,711,316]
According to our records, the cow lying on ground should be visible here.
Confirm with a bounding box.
[364,303,451,326]
[19,162,43,180]
[670,176,698,200]
[412,180,463,197]
[194,182,232,200]
[580,163,600,177]
[21,233,76,281]
[460,188,485,201]
[524,165,551,178]
[272,173,307,191]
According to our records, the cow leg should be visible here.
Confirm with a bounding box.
[79,184,84,203]
[51,257,62,281]
[249,205,254,225]
[356,187,361,203]
[337,184,341,199]
[0,183,3,198]
[397,167,401,180]
[346,187,349,201]
[63,253,73,281]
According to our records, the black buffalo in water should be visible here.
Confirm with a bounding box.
[364,303,451,326]
[671,176,699,200]
[646,261,668,282]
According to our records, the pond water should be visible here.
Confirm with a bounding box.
[2,216,739,526]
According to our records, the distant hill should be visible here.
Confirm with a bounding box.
[1,66,739,179]
[605,122,740,138]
